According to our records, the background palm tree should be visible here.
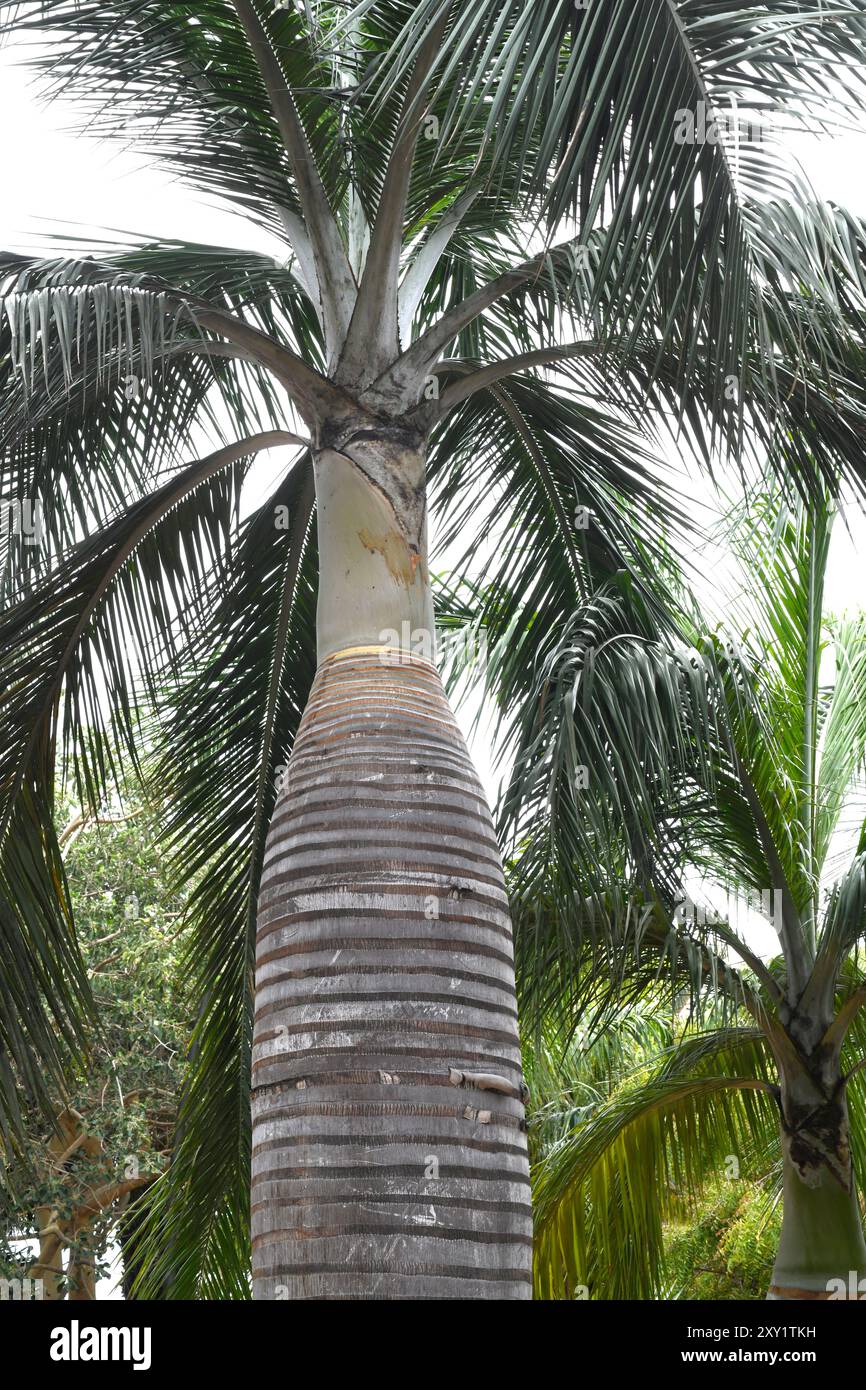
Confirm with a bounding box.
[2,0,866,1298]
[500,492,866,1299]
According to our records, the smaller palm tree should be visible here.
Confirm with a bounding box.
[499,492,866,1300]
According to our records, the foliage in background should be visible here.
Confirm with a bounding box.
[663,1184,780,1301]
[484,488,866,1299]
[0,779,190,1296]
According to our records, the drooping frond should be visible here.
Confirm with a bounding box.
[0,787,93,1162]
[0,429,302,1143]
[447,479,855,1016]
[531,1022,777,1300]
[362,0,866,435]
[129,457,317,1298]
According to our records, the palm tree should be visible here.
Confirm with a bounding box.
[502,493,866,1299]
[2,0,866,1299]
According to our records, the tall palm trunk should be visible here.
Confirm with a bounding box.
[251,427,532,1299]
[769,1064,866,1299]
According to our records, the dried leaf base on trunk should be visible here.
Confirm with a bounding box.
[768,1089,866,1300]
[251,648,532,1299]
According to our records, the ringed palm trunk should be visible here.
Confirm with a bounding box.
[251,426,532,1299]
[769,1064,866,1300]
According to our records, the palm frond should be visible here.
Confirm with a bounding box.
[531,1026,777,1299]
[364,0,866,435]
[815,613,866,872]
[129,457,317,1299]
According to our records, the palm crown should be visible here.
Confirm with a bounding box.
[3,0,866,1295]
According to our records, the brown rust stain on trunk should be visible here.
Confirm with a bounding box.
[358,526,426,588]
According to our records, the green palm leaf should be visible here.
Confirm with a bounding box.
[128,456,317,1298]
[531,1019,777,1300]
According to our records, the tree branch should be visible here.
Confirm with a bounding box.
[276,206,319,305]
[73,1173,156,1221]
[843,1053,866,1088]
[821,984,866,1059]
[735,753,811,1003]
[642,909,767,1025]
[165,340,256,366]
[709,920,785,1007]
[398,190,478,348]
[181,296,339,421]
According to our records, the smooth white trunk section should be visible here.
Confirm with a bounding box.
[769,1159,866,1297]
[313,445,434,660]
